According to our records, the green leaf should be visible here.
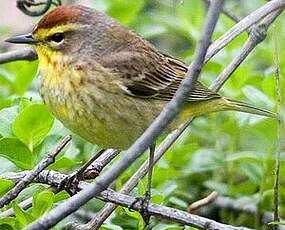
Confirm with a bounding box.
[105,0,144,25]
[12,104,54,149]
[100,224,124,230]
[0,179,15,197]
[1,61,38,95]
[16,184,45,203]
[0,99,13,110]
[48,156,78,170]
[204,180,228,194]
[168,196,188,208]
[239,162,262,185]
[123,207,141,220]
[151,193,164,205]
[0,106,18,137]
[0,138,35,169]
[54,190,70,202]
[31,190,54,218]
[13,201,35,228]
[242,85,274,108]
[0,217,15,230]
[18,98,33,112]
[0,225,14,230]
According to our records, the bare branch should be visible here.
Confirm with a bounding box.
[0,197,32,218]
[98,189,253,230]
[3,170,253,230]
[83,149,118,180]
[201,0,242,22]
[0,135,71,209]
[4,170,285,230]
[188,191,219,212]
[0,47,37,64]
[210,9,283,92]
[205,0,285,63]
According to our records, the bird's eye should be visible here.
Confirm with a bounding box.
[50,33,64,43]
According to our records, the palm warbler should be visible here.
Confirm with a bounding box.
[6,5,275,150]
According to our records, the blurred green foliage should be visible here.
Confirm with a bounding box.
[0,0,284,229]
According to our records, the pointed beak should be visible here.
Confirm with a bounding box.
[5,33,38,45]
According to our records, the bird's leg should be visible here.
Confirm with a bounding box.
[146,143,155,201]
[129,143,155,225]
[59,149,106,195]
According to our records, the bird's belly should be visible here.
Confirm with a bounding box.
[39,77,165,150]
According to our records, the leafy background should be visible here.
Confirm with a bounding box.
[0,0,284,229]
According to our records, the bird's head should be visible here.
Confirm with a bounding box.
[6,5,117,64]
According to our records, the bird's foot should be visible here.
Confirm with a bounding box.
[129,191,151,225]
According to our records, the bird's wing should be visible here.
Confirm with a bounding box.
[99,51,221,102]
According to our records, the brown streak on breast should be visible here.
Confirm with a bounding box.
[74,63,84,71]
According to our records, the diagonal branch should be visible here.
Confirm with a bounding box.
[205,0,285,63]
[201,0,242,22]
[210,9,283,92]
[0,135,71,209]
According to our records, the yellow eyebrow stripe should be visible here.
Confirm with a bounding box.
[33,23,80,40]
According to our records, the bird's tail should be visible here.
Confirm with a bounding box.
[224,98,277,119]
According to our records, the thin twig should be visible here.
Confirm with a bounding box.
[0,135,71,209]
[24,1,224,229]
[205,0,285,63]
[0,149,118,218]
[201,0,242,22]
[83,149,118,180]
[210,9,283,92]
[188,191,219,212]
[272,22,283,229]
[0,186,56,219]
[61,149,106,194]
[0,47,37,64]
[0,197,33,218]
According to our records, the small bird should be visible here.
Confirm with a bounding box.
[6,4,275,216]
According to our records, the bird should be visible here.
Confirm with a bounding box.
[6,4,276,219]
